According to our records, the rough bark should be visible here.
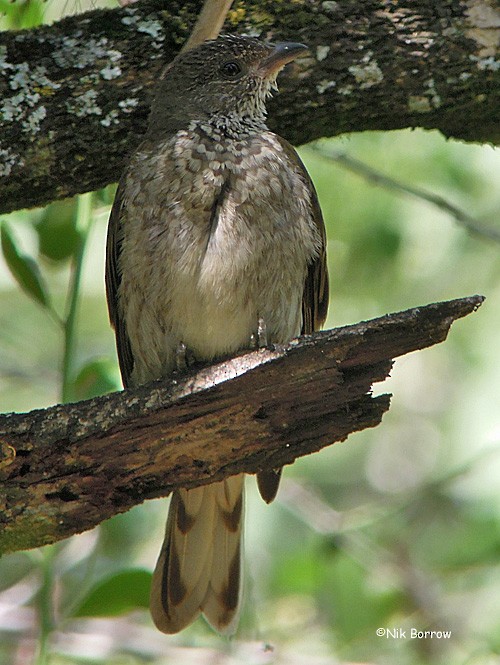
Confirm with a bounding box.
[0,295,483,555]
[0,0,499,214]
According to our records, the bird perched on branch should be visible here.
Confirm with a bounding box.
[106,34,329,634]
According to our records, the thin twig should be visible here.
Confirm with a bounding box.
[182,0,234,52]
[311,145,500,243]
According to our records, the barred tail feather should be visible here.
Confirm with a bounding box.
[150,475,244,634]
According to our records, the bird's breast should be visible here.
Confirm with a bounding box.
[120,129,320,381]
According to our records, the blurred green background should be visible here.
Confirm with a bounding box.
[1,2,500,664]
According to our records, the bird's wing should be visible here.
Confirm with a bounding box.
[275,136,329,334]
[301,180,329,335]
[105,175,135,388]
[256,136,329,504]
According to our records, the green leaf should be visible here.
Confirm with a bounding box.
[0,552,35,592]
[71,358,121,400]
[272,545,323,596]
[1,223,51,309]
[36,200,80,262]
[0,0,45,29]
[323,551,404,642]
[72,569,152,618]
[95,184,118,207]
[415,511,500,570]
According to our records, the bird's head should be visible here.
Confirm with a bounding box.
[148,34,308,136]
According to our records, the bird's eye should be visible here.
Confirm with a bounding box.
[220,61,242,78]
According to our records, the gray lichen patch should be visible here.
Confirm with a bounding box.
[51,34,124,86]
[338,84,354,96]
[52,35,120,70]
[348,52,384,89]
[22,105,47,133]
[66,89,102,117]
[316,45,330,62]
[0,44,8,70]
[321,1,339,12]
[316,79,336,94]
[0,147,23,177]
[118,98,139,113]
[470,54,500,70]
[100,64,122,80]
[100,109,119,126]
[121,9,165,51]
[425,78,442,107]
[1,52,60,137]
[408,78,442,113]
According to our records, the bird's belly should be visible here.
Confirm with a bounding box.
[124,221,304,385]
[153,229,303,368]
[168,279,256,360]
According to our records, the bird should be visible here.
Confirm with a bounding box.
[105,34,329,635]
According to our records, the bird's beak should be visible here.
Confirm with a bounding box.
[257,42,309,77]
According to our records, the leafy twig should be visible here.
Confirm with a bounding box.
[311,145,500,243]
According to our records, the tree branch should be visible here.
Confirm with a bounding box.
[0,0,499,214]
[0,295,483,555]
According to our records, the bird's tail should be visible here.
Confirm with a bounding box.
[150,475,244,634]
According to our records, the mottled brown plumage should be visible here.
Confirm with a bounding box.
[105,34,328,634]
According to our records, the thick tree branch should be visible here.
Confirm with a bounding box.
[0,296,483,555]
[0,0,499,214]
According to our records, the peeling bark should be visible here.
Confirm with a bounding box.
[0,295,484,555]
[0,0,499,214]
